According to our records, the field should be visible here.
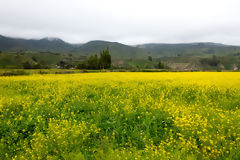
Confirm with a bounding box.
[1,72,240,159]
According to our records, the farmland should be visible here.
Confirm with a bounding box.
[0,72,240,159]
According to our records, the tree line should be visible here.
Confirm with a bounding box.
[21,47,111,69]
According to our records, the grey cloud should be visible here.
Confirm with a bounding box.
[0,0,240,45]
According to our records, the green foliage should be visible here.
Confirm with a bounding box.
[31,56,37,62]
[0,69,94,76]
[1,70,29,76]
[87,54,99,69]
[58,60,74,69]
[77,47,111,70]
[157,61,165,69]
[22,61,33,69]
[76,62,87,69]
[208,55,219,66]
[148,56,152,61]
[99,47,111,69]
[0,52,84,69]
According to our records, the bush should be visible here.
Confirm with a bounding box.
[1,70,29,76]
[22,61,33,69]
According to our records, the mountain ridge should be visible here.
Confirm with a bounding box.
[1,35,240,59]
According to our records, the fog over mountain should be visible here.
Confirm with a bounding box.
[1,35,240,60]
[0,0,240,45]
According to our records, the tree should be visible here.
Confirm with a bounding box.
[22,61,32,69]
[58,60,66,69]
[75,47,111,70]
[99,47,111,69]
[148,56,152,61]
[76,61,87,69]
[32,56,37,62]
[87,54,99,69]
[209,55,219,66]
[157,61,165,69]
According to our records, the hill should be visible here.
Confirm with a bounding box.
[0,35,149,59]
[136,43,240,57]
[0,35,240,70]
[2,35,240,59]
[0,35,73,53]
[72,40,148,59]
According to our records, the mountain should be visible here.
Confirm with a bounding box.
[136,43,240,57]
[1,35,240,59]
[72,40,148,59]
[0,35,73,53]
[1,35,240,70]
[0,35,148,59]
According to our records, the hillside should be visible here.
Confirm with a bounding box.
[0,35,73,53]
[0,35,240,70]
[72,40,148,59]
[0,35,149,59]
[137,43,240,57]
[2,35,240,59]
[0,52,86,69]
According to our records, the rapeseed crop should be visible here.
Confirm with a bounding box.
[0,72,240,159]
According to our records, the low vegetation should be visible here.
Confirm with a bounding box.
[1,72,240,159]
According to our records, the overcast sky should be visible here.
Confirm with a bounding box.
[0,0,240,45]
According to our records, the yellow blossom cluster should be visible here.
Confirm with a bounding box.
[0,72,240,159]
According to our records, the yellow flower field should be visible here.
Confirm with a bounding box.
[0,72,240,159]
